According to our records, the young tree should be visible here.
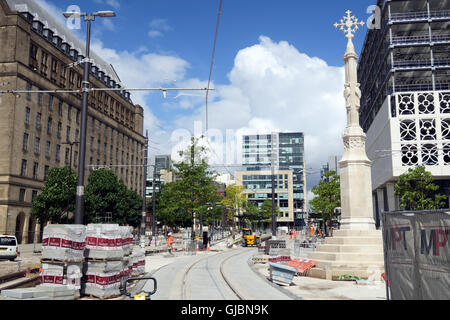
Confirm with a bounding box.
[31,167,77,224]
[394,166,447,211]
[159,137,221,237]
[260,199,280,230]
[309,171,341,237]
[221,184,247,225]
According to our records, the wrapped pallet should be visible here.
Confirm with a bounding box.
[130,249,146,277]
[84,224,123,260]
[119,226,133,256]
[81,260,122,299]
[41,225,86,262]
[40,262,83,290]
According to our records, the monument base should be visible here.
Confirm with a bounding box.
[307,229,384,280]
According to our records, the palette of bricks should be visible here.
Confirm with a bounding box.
[0,224,146,300]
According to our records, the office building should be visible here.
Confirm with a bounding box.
[358,0,450,226]
[236,132,306,227]
[0,0,146,243]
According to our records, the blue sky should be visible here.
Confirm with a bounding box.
[35,0,377,198]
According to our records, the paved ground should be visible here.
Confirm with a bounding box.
[1,237,387,300]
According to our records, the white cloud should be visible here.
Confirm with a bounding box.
[90,39,190,136]
[148,18,172,39]
[93,0,121,10]
[168,36,346,196]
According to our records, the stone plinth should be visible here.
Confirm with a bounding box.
[307,229,384,280]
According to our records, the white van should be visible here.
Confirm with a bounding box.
[0,235,19,261]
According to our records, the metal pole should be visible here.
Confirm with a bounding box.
[140,131,148,237]
[152,164,156,242]
[74,18,92,225]
[381,211,390,300]
[271,134,276,237]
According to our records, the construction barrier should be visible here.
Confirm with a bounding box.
[382,210,450,300]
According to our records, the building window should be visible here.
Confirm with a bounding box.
[19,189,26,202]
[25,107,30,125]
[38,91,43,105]
[33,162,38,179]
[97,140,101,154]
[26,82,32,100]
[66,126,71,142]
[47,117,52,134]
[56,144,60,162]
[90,137,94,151]
[20,160,27,176]
[58,100,63,116]
[34,137,40,154]
[76,109,80,125]
[23,133,29,151]
[31,190,38,202]
[45,141,51,158]
[73,151,78,167]
[29,43,38,69]
[65,148,70,164]
[75,129,79,142]
[44,165,49,180]
[57,122,62,138]
[67,105,72,121]
[91,117,95,132]
[36,113,41,129]
[40,51,48,76]
[48,95,53,111]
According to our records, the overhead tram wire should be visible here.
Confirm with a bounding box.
[205,0,224,135]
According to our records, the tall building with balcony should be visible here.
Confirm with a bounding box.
[0,0,146,243]
[358,0,450,226]
[235,132,306,227]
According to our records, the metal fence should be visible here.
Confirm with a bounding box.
[382,210,450,300]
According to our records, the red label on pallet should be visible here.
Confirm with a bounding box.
[49,237,61,247]
[86,237,98,246]
[43,238,49,246]
[61,239,72,249]
[115,238,123,247]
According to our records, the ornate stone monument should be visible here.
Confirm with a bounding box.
[308,11,384,280]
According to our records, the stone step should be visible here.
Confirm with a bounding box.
[324,237,382,245]
[312,259,385,269]
[315,244,383,253]
[332,229,382,237]
[308,266,385,281]
[308,251,384,262]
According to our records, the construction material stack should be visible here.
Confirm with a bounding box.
[39,224,86,298]
[119,226,133,289]
[81,224,123,299]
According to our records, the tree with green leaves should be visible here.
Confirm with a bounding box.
[31,167,77,224]
[394,166,447,211]
[158,136,221,237]
[260,199,280,230]
[221,184,247,226]
[309,171,341,237]
[84,169,142,226]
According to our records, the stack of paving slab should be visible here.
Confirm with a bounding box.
[119,226,134,290]
[82,224,124,299]
[0,285,78,301]
[39,224,86,298]
[129,248,146,277]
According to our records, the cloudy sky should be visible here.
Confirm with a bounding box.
[34,0,375,202]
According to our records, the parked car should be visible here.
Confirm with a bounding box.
[0,235,19,261]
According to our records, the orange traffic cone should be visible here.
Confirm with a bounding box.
[207,242,210,251]
[196,242,199,252]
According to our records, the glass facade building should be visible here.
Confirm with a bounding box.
[238,132,306,225]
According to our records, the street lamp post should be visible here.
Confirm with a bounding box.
[63,10,115,225]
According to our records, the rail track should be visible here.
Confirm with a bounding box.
[181,249,249,300]
[0,268,41,290]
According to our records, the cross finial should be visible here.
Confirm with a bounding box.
[334,10,364,40]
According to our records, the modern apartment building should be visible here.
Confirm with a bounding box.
[236,132,306,227]
[0,0,146,243]
[358,0,450,226]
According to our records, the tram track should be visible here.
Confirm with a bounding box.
[181,248,249,300]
